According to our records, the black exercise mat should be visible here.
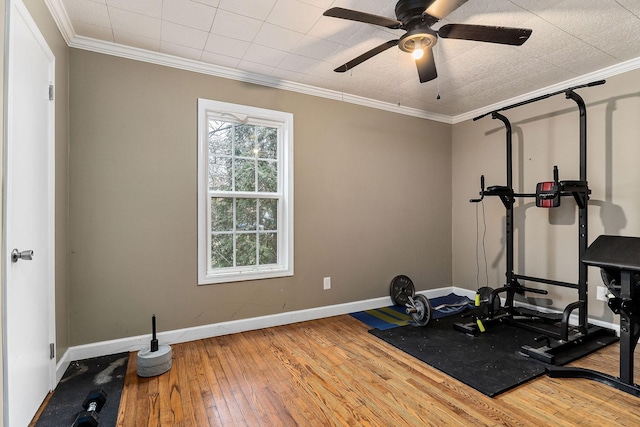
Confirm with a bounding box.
[371,315,571,397]
[36,352,128,427]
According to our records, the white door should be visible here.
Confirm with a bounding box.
[4,1,56,425]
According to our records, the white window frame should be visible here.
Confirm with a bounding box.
[197,99,294,284]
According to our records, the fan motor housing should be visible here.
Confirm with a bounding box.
[398,27,437,53]
[395,0,432,23]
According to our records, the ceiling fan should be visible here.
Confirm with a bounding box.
[323,0,532,83]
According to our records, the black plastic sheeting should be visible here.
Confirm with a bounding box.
[35,352,128,427]
[370,315,614,397]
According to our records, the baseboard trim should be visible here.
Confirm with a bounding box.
[56,287,454,380]
[56,286,618,382]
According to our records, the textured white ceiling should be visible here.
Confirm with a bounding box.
[51,0,640,121]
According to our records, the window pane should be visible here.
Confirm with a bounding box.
[259,233,278,265]
[235,159,255,192]
[234,124,255,157]
[257,160,277,192]
[256,126,277,159]
[236,234,257,266]
[199,99,293,284]
[236,198,256,231]
[211,234,233,268]
[211,198,233,231]
[209,157,232,191]
[208,120,232,156]
[259,199,277,231]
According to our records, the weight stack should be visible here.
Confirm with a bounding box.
[136,344,172,377]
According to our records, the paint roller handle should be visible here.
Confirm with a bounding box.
[151,314,159,352]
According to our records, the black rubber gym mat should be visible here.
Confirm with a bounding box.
[370,315,613,397]
[35,352,128,426]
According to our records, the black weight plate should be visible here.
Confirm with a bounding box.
[477,286,500,317]
[390,275,415,306]
[410,294,432,327]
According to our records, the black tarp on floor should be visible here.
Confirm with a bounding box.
[35,352,128,427]
[370,315,616,397]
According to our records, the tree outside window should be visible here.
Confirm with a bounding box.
[198,100,293,284]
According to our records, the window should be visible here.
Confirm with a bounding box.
[198,99,293,284]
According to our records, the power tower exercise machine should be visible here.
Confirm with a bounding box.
[454,80,617,364]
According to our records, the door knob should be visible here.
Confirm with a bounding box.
[11,249,33,263]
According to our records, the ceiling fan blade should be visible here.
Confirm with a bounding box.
[416,47,437,83]
[334,40,399,73]
[323,7,402,29]
[438,24,532,45]
[425,0,468,19]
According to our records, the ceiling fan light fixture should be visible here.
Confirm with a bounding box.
[412,40,424,59]
[399,29,437,53]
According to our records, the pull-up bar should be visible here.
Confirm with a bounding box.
[454,79,615,363]
[473,80,605,121]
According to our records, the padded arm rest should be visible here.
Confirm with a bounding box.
[560,180,587,187]
[583,235,640,272]
[560,180,589,192]
[485,186,513,195]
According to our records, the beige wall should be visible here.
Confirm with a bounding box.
[24,0,71,361]
[68,49,452,345]
[452,69,640,323]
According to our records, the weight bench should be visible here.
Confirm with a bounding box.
[547,235,640,397]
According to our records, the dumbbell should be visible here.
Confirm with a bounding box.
[72,389,107,427]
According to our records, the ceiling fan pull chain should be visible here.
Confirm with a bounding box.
[397,48,401,106]
[436,41,441,100]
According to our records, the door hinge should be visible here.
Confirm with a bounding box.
[49,84,54,101]
[50,343,55,359]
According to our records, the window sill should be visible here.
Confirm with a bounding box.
[198,267,293,285]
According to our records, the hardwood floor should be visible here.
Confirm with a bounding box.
[117,315,640,426]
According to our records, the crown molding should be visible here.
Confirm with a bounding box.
[43,0,640,127]
[452,56,640,124]
[44,0,452,124]
[70,35,455,123]
[44,0,73,45]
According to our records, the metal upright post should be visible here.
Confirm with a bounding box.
[566,90,589,328]
[620,270,635,384]
[492,112,516,307]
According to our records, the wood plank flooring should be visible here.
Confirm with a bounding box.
[117,315,640,426]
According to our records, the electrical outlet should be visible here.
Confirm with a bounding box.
[323,277,331,290]
[596,286,608,301]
